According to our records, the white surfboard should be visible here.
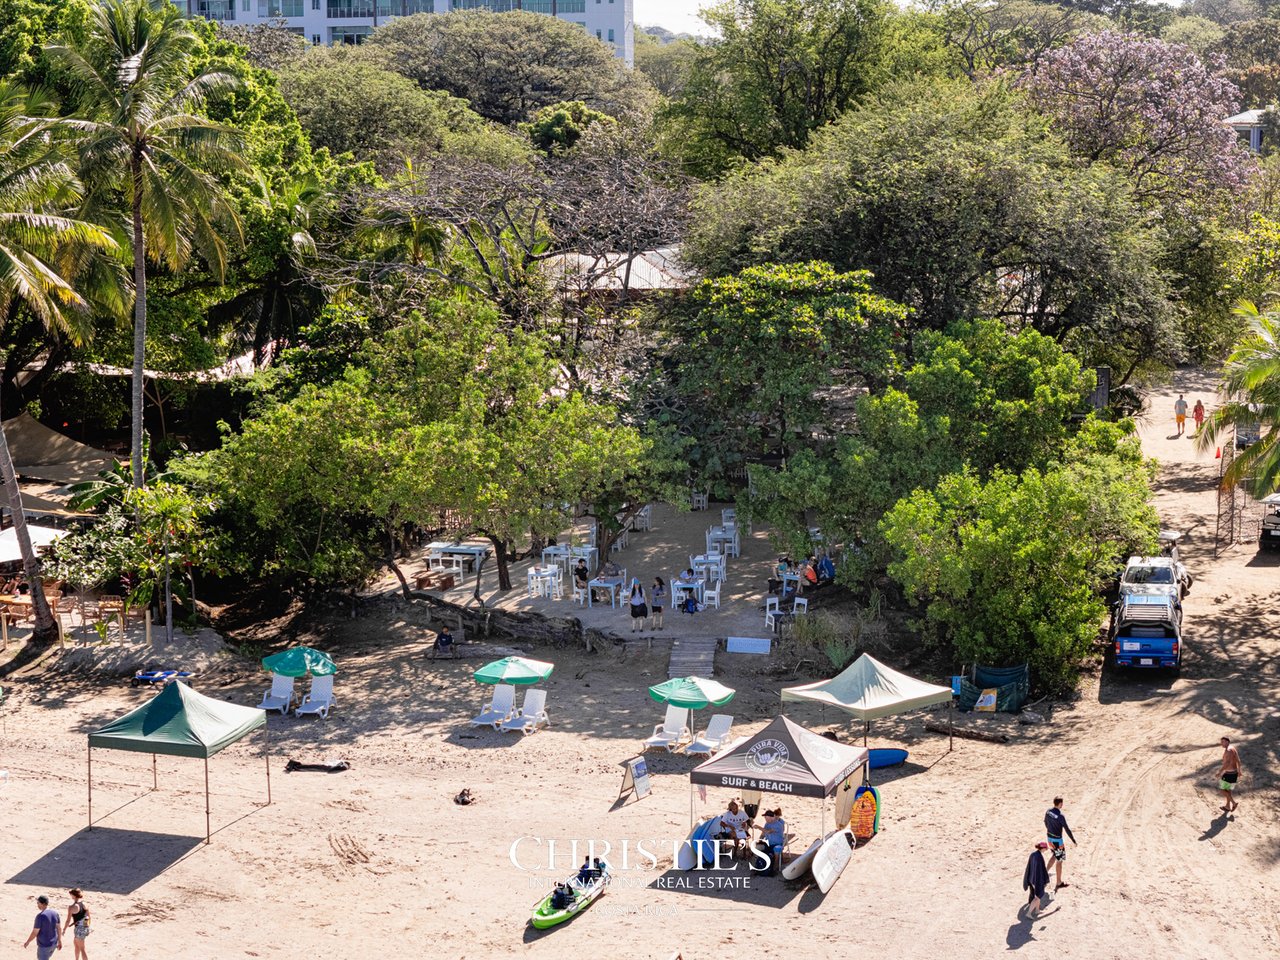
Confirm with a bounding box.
[812,827,856,894]
[780,835,823,881]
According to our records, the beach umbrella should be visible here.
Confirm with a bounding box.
[648,676,735,710]
[473,656,554,686]
[262,646,337,678]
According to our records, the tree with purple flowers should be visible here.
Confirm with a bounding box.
[1020,30,1253,205]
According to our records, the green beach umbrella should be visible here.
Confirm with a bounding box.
[473,656,554,686]
[262,646,337,678]
[648,676,735,710]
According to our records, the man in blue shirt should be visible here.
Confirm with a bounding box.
[1044,796,1078,890]
[24,894,61,959]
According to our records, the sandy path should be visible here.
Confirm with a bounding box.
[0,371,1276,959]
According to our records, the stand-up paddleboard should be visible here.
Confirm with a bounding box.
[678,816,722,870]
[677,817,712,870]
[868,748,908,769]
[851,785,881,842]
[780,835,824,880]
[833,776,856,828]
[812,828,856,894]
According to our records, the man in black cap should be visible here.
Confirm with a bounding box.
[24,894,61,958]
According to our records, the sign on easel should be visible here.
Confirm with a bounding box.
[618,756,652,802]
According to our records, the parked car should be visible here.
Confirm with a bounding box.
[1111,594,1182,672]
[1260,494,1280,551]
[1119,535,1191,600]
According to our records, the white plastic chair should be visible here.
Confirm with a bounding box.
[643,704,691,752]
[684,714,734,756]
[259,673,294,715]
[764,596,781,631]
[703,580,722,609]
[470,684,516,728]
[572,583,588,606]
[500,688,549,735]
[793,598,809,615]
[295,674,335,719]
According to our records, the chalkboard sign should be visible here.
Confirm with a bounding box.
[618,756,652,802]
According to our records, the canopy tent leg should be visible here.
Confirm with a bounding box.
[87,745,92,831]
[949,700,954,753]
[152,753,157,791]
[204,757,211,845]
[863,721,869,747]
[264,722,272,805]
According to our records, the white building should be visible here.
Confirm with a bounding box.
[1226,109,1267,154]
[187,0,634,66]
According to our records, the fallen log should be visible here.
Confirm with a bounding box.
[925,720,1009,744]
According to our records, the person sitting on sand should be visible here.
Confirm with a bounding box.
[431,626,455,659]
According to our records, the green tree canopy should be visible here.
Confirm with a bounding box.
[365,10,653,126]
[881,419,1157,690]
[684,78,1176,368]
[662,0,889,176]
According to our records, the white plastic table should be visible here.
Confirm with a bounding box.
[587,576,624,608]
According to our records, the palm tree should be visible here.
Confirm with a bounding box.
[1197,301,1280,495]
[47,0,245,490]
[207,173,327,364]
[0,81,118,644]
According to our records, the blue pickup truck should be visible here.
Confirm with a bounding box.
[1111,594,1182,671]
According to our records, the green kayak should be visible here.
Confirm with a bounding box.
[530,861,611,929]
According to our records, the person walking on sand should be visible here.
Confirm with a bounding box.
[1219,737,1242,812]
[649,577,666,631]
[1023,842,1051,917]
[628,578,647,633]
[63,889,89,960]
[1044,797,1077,890]
[1193,399,1206,435]
[24,894,61,959]
[1174,394,1188,436]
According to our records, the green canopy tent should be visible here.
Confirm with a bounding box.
[88,682,270,843]
[261,646,337,678]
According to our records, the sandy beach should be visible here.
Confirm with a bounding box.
[0,372,1277,960]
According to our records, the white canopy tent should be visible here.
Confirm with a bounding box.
[782,653,955,748]
[0,524,66,563]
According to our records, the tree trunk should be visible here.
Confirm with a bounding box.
[0,398,57,644]
[488,535,512,592]
[130,161,148,490]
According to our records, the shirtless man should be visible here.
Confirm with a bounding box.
[1219,737,1241,812]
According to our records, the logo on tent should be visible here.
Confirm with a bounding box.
[800,733,837,761]
[745,738,789,774]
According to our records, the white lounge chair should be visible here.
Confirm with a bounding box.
[500,688,549,735]
[259,673,294,715]
[643,704,691,752]
[295,674,335,719]
[470,683,516,728]
[684,714,734,757]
